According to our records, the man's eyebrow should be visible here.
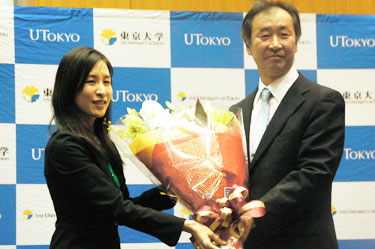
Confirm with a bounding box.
[255,26,271,34]
[279,25,292,30]
[257,25,291,33]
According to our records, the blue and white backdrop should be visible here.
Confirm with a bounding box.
[0,5,374,249]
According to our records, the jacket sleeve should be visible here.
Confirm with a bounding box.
[45,133,184,246]
[130,186,177,211]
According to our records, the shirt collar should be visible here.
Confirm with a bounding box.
[257,65,299,103]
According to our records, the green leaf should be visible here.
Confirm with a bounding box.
[195,98,207,127]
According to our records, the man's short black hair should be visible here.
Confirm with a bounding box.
[241,1,301,46]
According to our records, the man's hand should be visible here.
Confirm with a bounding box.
[238,215,254,244]
[183,220,227,249]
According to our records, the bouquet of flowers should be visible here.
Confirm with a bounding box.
[109,99,265,248]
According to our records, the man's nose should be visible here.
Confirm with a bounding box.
[269,35,282,50]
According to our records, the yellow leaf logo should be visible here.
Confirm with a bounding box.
[22,86,40,103]
[101,29,117,45]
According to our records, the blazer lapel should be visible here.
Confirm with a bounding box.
[243,91,257,142]
[250,75,309,168]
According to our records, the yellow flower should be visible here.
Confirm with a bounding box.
[208,108,235,132]
[126,108,138,118]
[110,100,236,141]
[123,115,149,139]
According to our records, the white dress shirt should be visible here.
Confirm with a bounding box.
[249,66,299,161]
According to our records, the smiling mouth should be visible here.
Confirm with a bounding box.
[93,100,107,104]
[267,55,283,59]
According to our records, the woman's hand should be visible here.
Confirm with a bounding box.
[183,220,227,249]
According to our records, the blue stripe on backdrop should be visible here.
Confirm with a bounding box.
[17,246,50,249]
[298,70,317,83]
[0,63,15,123]
[111,67,171,123]
[339,240,375,249]
[335,126,375,182]
[16,124,50,184]
[176,243,195,249]
[0,185,16,245]
[316,14,375,69]
[170,11,244,68]
[245,69,259,96]
[14,6,93,65]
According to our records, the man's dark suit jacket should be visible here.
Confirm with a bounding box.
[44,131,185,249]
[230,74,345,249]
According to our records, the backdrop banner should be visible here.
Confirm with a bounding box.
[0,6,374,249]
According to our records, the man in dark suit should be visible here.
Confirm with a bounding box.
[230,1,345,249]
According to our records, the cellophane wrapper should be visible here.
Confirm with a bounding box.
[111,104,251,248]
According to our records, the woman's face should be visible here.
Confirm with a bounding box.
[75,59,113,130]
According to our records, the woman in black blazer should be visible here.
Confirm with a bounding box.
[44,46,228,249]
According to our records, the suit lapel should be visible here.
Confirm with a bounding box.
[250,75,309,169]
[243,91,257,142]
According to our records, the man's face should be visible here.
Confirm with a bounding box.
[246,7,298,84]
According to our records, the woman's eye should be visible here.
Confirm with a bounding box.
[86,80,96,84]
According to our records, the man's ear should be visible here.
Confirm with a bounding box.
[294,39,298,53]
[245,42,252,55]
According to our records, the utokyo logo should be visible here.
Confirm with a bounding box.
[112,90,158,103]
[29,29,80,42]
[344,148,375,160]
[22,86,40,103]
[101,29,117,45]
[177,92,187,101]
[330,35,375,48]
[23,210,33,220]
[184,33,231,46]
[32,148,45,160]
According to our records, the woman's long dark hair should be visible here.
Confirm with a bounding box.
[50,46,122,167]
